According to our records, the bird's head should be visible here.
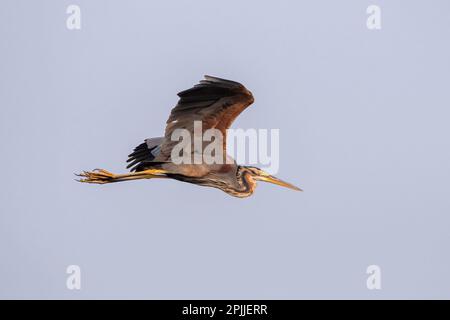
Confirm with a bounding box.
[239,166,302,192]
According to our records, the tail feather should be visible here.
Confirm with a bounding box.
[127,137,164,172]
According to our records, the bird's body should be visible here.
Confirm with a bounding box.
[77,76,301,197]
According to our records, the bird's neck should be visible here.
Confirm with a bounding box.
[227,167,256,198]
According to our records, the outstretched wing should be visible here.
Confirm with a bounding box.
[155,75,254,162]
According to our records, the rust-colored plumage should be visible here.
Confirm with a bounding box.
[77,75,301,198]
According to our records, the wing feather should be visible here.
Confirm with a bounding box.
[155,75,254,162]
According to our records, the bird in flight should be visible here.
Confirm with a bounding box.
[77,75,301,198]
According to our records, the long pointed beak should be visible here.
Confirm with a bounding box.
[257,173,303,191]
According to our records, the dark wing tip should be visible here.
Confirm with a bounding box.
[203,76,253,101]
[177,75,250,97]
[177,75,249,99]
[203,75,244,87]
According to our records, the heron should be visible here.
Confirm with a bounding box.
[76,75,301,198]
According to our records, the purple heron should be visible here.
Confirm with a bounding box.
[77,76,301,198]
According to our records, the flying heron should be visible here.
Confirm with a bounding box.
[77,75,301,198]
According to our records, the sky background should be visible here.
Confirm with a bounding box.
[1,0,449,299]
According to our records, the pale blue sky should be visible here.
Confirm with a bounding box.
[0,0,449,298]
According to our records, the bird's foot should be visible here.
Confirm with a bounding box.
[75,169,116,184]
